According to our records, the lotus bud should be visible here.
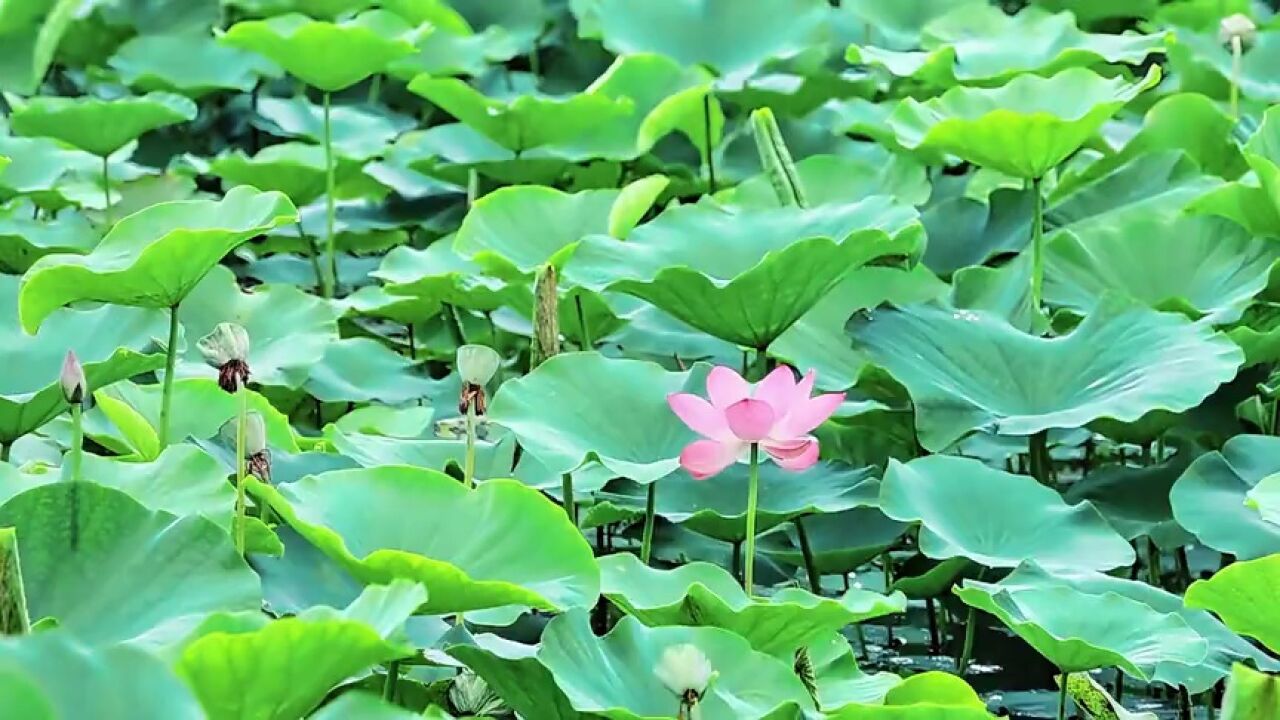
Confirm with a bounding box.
[60,350,86,405]
[656,644,716,718]
[1220,13,1257,48]
[530,264,560,369]
[457,344,500,386]
[448,671,508,716]
[244,412,267,456]
[750,107,806,208]
[198,323,251,393]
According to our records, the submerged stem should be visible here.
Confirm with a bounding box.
[1028,430,1051,486]
[575,294,592,350]
[957,606,976,675]
[322,91,337,298]
[1030,176,1044,312]
[561,473,576,525]
[66,404,82,483]
[743,444,761,594]
[234,387,247,557]
[640,481,657,565]
[158,306,180,448]
[1057,672,1069,720]
[382,660,399,702]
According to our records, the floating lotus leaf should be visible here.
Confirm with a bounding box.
[0,482,261,645]
[955,576,1208,679]
[848,5,1166,87]
[591,463,879,542]
[490,353,709,485]
[1006,562,1280,692]
[568,196,924,348]
[1171,435,1280,560]
[826,671,995,719]
[885,67,1160,179]
[221,11,421,92]
[252,96,415,161]
[849,295,1243,451]
[174,581,423,720]
[109,32,279,96]
[759,507,908,576]
[538,609,816,719]
[18,186,296,332]
[1189,104,1280,237]
[1043,211,1279,323]
[9,91,197,157]
[0,274,166,445]
[1169,27,1280,105]
[249,466,599,613]
[881,456,1133,571]
[600,552,904,656]
[1185,555,1280,655]
[580,0,830,87]
[303,338,438,404]
[0,632,203,719]
[375,240,517,313]
[408,75,635,153]
[177,266,339,389]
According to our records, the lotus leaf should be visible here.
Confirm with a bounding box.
[850,295,1243,451]
[1189,104,1280,237]
[375,241,516,313]
[760,507,908,576]
[252,95,415,161]
[312,692,424,720]
[885,67,1160,179]
[303,338,438,404]
[109,32,279,96]
[804,631,902,710]
[249,466,599,613]
[9,91,197,157]
[1169,27,1280,105]
[826,671,995,719]
[841,0,985,50]
[881,456,1133,571]
[0,482,260,645]
[1185,555,1280,655]
[723,151,930,209]
[0,0,81,95]
[207,142,361,206]
[1171,435,1280,560]
[445,635,581,720]
[1221,663,1280,720]
[0,205,97,272]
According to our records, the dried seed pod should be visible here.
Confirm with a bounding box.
[531,264,560,369]
[198,323,251,393]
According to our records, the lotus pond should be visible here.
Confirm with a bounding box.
[6,0,1280,718]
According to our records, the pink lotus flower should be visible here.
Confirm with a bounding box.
[668,366,844,479]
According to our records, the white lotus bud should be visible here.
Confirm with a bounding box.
[456,344,500,386]
[198,323,250,367]
[60,350,85,405]
[655,644,714,698]
[245,412,267,456]
[1220,13,1257,47]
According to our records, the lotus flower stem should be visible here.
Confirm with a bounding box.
[234,387,248,557]
[794,517,821,594]
[322,91,337,299]
[561,473,576,524]
[1029,177,1044,312]
[926,597,941,654]
[368,73,382,105]
[574,295,592,349]
[297,220,324,292]
[640,481,657,565]
[1028,430,1050,486]
[382,660,399,702]
[743,443,761,593]
[731,540,742,582]
[702,93,717,193]
[1057,672,1069,720]
[101,155,112,224]
[463,403,477,489]
[1230,35,1243,120]
[956,607,976,674]
[0,444,7,463]
[1146,538,1162,587]
[0,529,30,635]
[158,306,180,448]
[67,403,82,483]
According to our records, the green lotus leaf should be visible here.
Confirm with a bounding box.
[841,0,985,50]
[538,609,816,719]
[592,463,879,542]
[303,338,438,404]
[327,430,515,481]
[336,284,443,325]
[826,671,995,719]
[772,265,947,392]
[1186,555,1280,655]
[88,378,299,454]
[445,634,582,720]
[0,482,261,645]
[0,0,82,95]
[221,11,421,92]
[881,456,1133,571]
[568,196,924,348]
[312,692,424,720]
[18,186,296,332]
[390,124,570,186]
[9,91,197,157]
[108,31,279,97]
[600,552,904,656]
[249,466,599,613]
[955,577,1208,679]
[1043,212,1279,323]
[1221,663,1280,720]
[885,67,1160,179]
[408,75,635,153]
[0,274,166,445]
[580,0,830,87]
[387,22,519,79]
[759,507,908,576]
[0,204,97,272]
[722,151,931,209]
[803,631,901,711]
[1188,104,1280,237]
[177,266,339,389]
[1171,435,1280,560]
[0,135,115,211]
[1247,473,1280,527]
[454,180,663,279]
[253,95,415,161]
[0,632,203,719]
[1002,562,1280,692]
[603,303,741,369]
[1168,27,1280,105]
[208,142,364,206]
[375,240,517,313]
[848,5,1166,87]
[328,405,435,440]
[849,295,1243,451]
[174,580,424,720]
[1062,448,1193,547]
[490,353,709,485]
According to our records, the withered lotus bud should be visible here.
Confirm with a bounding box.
[198,323,250,393]
[1220,13,1257,48]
